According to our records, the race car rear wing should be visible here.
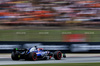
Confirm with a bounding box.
[13,48,27,53]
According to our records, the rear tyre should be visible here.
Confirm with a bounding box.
[11,51,20,60]
[54,51,62,60]
[29,52,37,61]
[25,54,29,60]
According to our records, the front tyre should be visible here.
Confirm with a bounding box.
[11,51,20,60]
[29,52,37,61]
[54,51,62,60]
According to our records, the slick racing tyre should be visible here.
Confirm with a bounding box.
[54,51,62,60]
[11,51,20,60]
[29,52,37,61]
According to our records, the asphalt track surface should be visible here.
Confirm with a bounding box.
[0,57,100,65]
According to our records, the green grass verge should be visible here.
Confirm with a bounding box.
[1,63,100,66]
[0,30,100,42]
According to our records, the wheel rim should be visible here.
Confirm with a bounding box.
[58,53,61,58]
[32,53,37,60]
[57,52,62,60]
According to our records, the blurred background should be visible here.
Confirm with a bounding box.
[0,0,100,47]
[0,0,100,42]
[0,0,100,29]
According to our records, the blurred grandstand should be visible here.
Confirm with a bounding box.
[0,0,100,28]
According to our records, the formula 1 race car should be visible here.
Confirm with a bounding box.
[11,46,64,61]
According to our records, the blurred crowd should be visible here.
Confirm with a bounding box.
[0,0,100,25]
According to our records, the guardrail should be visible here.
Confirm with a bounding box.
[0,41,100,53]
